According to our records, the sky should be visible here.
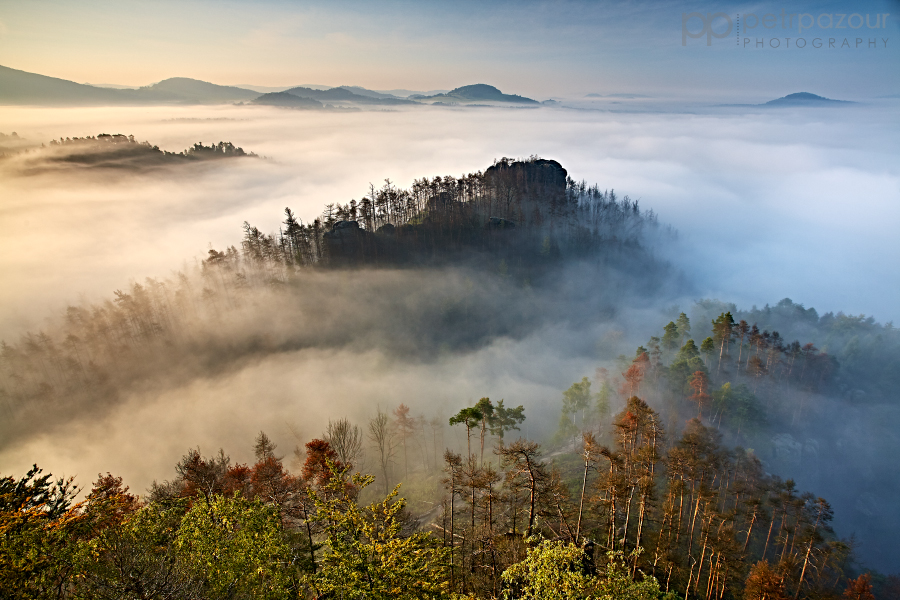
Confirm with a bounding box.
[0,0,897,99]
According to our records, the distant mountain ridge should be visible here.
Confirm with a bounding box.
[716,92,856,109]
[0,64,536,108]
[135,78,259,103]
[764,92,854,106]
[281,86,418,105]
[0,64,127,106]
[0,65,260,106]
[412,84,538,104]
[251,92,323,109]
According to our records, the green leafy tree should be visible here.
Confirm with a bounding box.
[501,538,595,600]
[306,465,450,600]
[593,550,661,600]
[0,465,81,598]
[563,378,593,421]
[558,377,593,448]
[176,494,294,599]
[502,542,661,600]
[74,498,203,599]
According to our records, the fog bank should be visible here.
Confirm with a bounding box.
[1,102,898,337]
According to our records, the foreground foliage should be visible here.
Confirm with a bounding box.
[306,467,450,599]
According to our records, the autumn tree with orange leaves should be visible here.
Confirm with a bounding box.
[843,574,875,600]
[688,370,711,419]
[744,561,788,600]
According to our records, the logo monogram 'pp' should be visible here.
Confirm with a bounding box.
[682,12,733,45]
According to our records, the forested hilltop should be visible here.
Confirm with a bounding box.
[245,156,672,267]
[1,157,898,599]
[0,132,256,172]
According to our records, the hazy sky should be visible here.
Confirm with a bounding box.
[0,0,897,99]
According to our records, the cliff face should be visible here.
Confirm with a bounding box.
[322,220,373,263]
[483,159,570,228]
[484,158,567,195]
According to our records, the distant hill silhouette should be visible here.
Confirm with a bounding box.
[361,87,450,98]
[133,78,259,103]
[338,86,403,100]
[251,92,324,108]
[0,64,127,106]
[0,65,537,109]
[0,65,261,106]
[282,86,417,105]
[412,84,538,104]
[764,92,853,106]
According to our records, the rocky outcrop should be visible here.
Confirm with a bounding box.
[323,220,371,261]
[482,158,568,227]
[484,158,567,195]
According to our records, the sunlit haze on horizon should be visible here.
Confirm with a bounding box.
[0,0,897,98]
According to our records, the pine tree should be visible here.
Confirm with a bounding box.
[488,399,526,444]
[676,313,692,346]
[662,322,681,355]
[711,312,736,377]
[474,397,495,466]
[450,406,483,459]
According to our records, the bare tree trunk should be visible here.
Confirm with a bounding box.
[622,486,636,550]
[763,508,778,560]
[576,454,590,540]
[744,509,758,552]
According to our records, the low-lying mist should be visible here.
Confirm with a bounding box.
[1,101,898,572]
[1,102,898,333]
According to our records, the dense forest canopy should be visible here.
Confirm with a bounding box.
[1,155,898,599]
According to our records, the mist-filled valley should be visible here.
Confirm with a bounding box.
[2,101,900,596]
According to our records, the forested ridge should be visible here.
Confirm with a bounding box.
[242,156,671,267]
[0,132,256,171]
[1,157,898,599]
